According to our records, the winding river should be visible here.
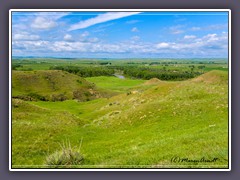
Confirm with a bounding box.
[114,74,125,79]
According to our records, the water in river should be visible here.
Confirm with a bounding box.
[114,74,125,79]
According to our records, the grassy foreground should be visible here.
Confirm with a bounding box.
[12,70,229,168]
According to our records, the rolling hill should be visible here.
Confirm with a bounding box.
[12,70,101,101]
[12,70,229,168]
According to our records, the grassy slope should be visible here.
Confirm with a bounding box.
[12,70,99,101]
[12,70,229,168]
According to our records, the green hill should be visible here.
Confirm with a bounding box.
[12,70,101,101]
[191,70,228,84]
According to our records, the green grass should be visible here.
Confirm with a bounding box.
[86,76,146,93]
[12,70,229,168]
[12,70,101,101]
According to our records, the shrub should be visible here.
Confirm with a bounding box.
[77,79,82,84]
[73,89,84,100]
[51,93,67,101]
[45,140,84,167]
[126,92,132,96]
[28,93,46,101]
[21,68,33,71]
[12,64,23,70]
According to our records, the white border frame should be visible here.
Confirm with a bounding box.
[9,9,231,171]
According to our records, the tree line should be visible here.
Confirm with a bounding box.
[109,66,202,81]
[49,66,114,77]
[49,65,202,81]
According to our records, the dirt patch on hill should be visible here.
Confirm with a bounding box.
[144,78,162,85]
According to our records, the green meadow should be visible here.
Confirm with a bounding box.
[11,59,229,168]
[86,76,145,93]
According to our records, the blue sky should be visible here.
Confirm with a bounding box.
[12,11,229,58]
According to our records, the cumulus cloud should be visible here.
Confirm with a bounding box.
[48,41,124,53]
[12,11,228,58]
[31,12,69,30]
[68,12,140,31]
[63,34,72,41]
[12,40,50,52]
[156,42,170,48]
[12,32,228,58]
[31,17,57,30]
[13,32,40,41]
[203,34,218,42]
[63,31,98,43]
[131,27,139,32]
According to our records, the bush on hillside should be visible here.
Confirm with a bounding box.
[45,140,84,167]
[50,93,67,102]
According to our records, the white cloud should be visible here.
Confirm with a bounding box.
[131,27,139,32]
[208,24,228,30]
[31,12,69,30]
[12,40,50,51]
[93,23,115,33]
[156,42,170,48]
[33,12,69,20]
[169,25,185,34]
[80,31,89,37]
[12,24,27,31]
[190,24,227,31]
[63,31,98,43]
[155,33,227,54]
[13,49,23,54]
[64,34,72,41]
[13,32,40,41]
[31,17,57,30]
[48,41,122,53]
[204,34,218,41]
[131,36,140,41]
[78,31,98,42]
[12,32,228,57]
[68,12,140,31]
[88,37,99,43]
[50,41,84,52]
[184,35,196,39]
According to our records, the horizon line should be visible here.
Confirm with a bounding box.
[12,56,228,60]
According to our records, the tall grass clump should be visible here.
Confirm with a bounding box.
[45,139,84,167]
